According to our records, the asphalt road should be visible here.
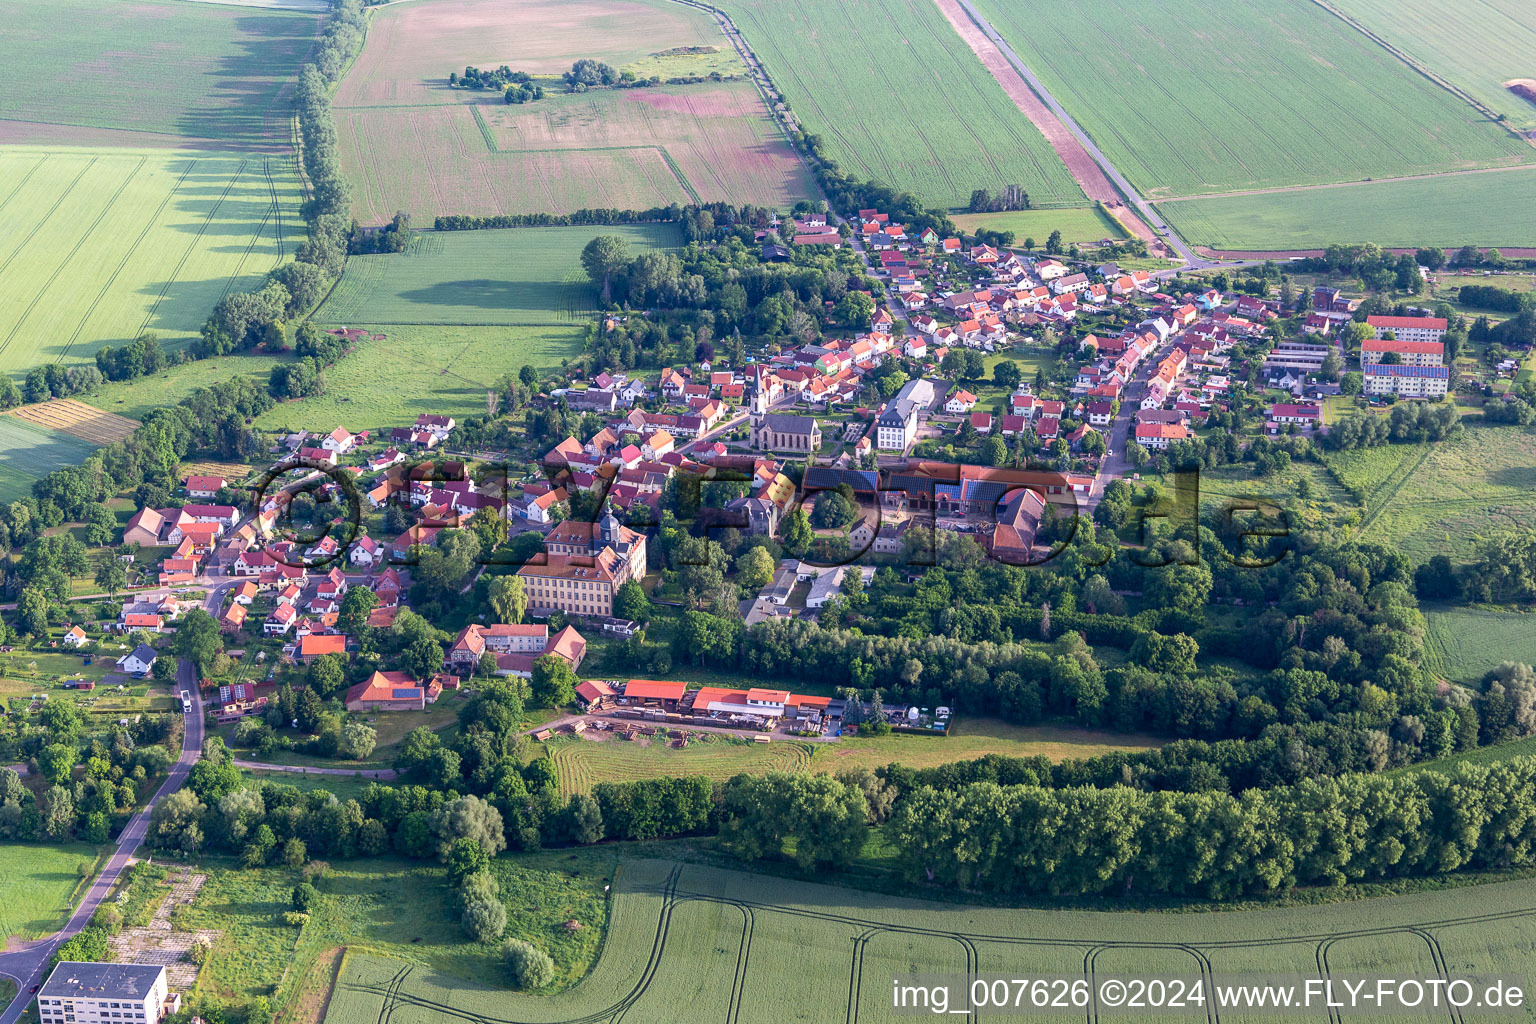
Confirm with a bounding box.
[0,660,204,1024]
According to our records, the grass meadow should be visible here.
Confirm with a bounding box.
[543,718,1161,797]
[323,859,1536,1024]
[1159,166,1536,251]
[0,418,101,503]
[712,0,1086,210]
[315,225,679,326]
[970,0,1533,200]
[333,0,809,222]
[0,0,319,148]
[0,147,308,376]
[950,206,1127,245]
[1329,0,1536,131]
[0,842,106,942]
[1424,607,1536,685]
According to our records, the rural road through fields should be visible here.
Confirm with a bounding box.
[0,660,204,1024]
[944,0,1210,268]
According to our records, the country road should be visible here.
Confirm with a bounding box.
[0,660,204,1024]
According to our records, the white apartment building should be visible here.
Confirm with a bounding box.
[1363,363,1450,399]
[1360,338,1444,367]
[37,964,172,1024]
[1365,315,1447,346]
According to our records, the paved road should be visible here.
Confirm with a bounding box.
[0,661,204,1024]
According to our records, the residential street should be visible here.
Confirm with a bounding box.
[0,661,204,1024]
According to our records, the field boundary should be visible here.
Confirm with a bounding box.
[1304,0,1534,146]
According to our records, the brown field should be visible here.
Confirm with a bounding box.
[6,399,139,444]
[334,0,811,222]
[334,0,726,108]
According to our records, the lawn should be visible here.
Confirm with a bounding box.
[1424,606,1536,685]
[1193,457,1357,534]
[0,842,106,943]
[542,718,1161,797]
[1158,166,1536,251]
[1335,423,1536,565]
[251,324,584,433]
[950,206,1128,246]
[245,769,378,802]
[177,850,615,1008]
[83,354,283,422]
[0,147,308,376]
[324,858,1536,1024]
[313,225,680,326]
[0,0,319,147]
[227,703,462,770]
[0,418,101,503]
[712,0,1086,210]
[1328,0,1536,131]
[333,0,810,222]
[970,0,1533,200]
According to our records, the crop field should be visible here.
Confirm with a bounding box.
[1336,424,1536,565]
[1159,166,1536,251]
[0,842,104,942]
[339,84,811,223]
[0,147,308,375]
[949,207,1127,246]
[332,0,808,222]
[314,225,680,326]
[1328,0,1536,131]
[326,859,1536,1024]
[970,0,1534,201]
[1424,607,1536,685]
[711,0,1086,210]
[6,399,139,445]
[251,325,582,433]
[544,719,1160,797]
[0,0,320,148]
[0,418,102,503]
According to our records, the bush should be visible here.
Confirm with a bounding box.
[291,882,318,913]
[281,911,309,928]
[188,934,213,965]
[502,939,555,990]
[93,906,122,935]
[461,897,507,942]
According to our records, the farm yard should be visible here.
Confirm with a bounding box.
[252,324,583,433]
[1425,607,1536,685]
[950,207,1127,247]
[1159,166,1536,252]
[969,0,1535,201]
[0,418,102,503]
[711,0,1087,210]
[1328,0,1536,131]
[323,860,1536,1024]
[0,147,308,375]
[314,225,680,326]
[332,0,809,222]
[0,0,321,148]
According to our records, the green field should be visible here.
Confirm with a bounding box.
[325,858,1536,1024]
[545,719,1160,798]
[1159,166,1536,250]
[84,352,284,421]
[177,852,613,1007]
[0,147,308,374]
[712,0,1086,209]
[314,226,680,327]
[950,206,1128,245]
[970,0,1533,201]
[1329,0,1536,131]
[1425,607,1536,684]
[0,842,104,942]
[0,417,102,502]
[0,0,319,147]
[1333,424,1536,565]
[251,324,583,433]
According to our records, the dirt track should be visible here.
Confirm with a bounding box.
[929,0,1155,244]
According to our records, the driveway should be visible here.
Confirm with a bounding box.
[0,660,204,1024]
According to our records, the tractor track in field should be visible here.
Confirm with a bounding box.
[0,156,146,361]
[137,158,249,336]
[55,157,200,365]
[0,157,97,282]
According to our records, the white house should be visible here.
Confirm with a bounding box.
[944,389,977,414]
[116,644,157,677]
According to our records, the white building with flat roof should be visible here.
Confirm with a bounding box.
[37,964,172,1024]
